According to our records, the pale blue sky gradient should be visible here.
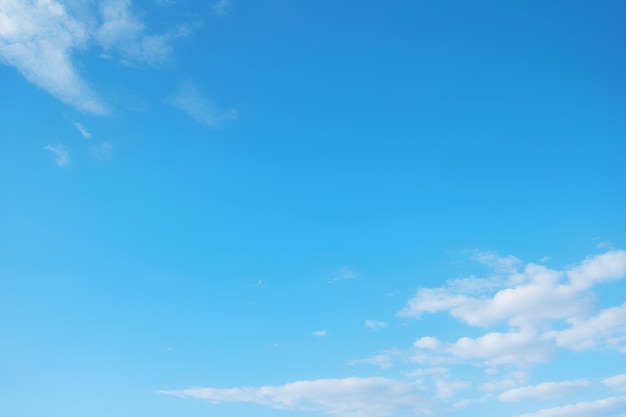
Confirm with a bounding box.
[1,1,626,417]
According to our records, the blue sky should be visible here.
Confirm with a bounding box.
[1,1,626,416]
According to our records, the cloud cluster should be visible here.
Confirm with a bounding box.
[402,250,626,368]
[162,249,626,417]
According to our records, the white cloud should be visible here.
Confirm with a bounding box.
[517,396,626,417]
[400,251,626,331]
[44,144,71,168]
[313,330,328,337]
[411,330,553,368]
[414,336,442,350]
[567,251,626,290]
[160,377,433,417]
[447,330,553,366]
[0,0,106,113]
[0,0,191,113]
[604,375,626,391]
[365,320,386,329]
[498,380,590,402]
[211,0,231,16]
[171,81,237,127]
[399,252,626,368]
[73,121,92,138]
[544,302,626,352]
[90,141,113,160]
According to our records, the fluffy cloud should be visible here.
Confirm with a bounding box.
[604,374,626,391]
[0,0,189,113]
[400,250,626,332]
[414,331,553,367]
[160,377,432,417]
[399,263,600,329]
[498,380,590,402]
[544,302,626,352]
[567,251,626,290]
[397,251,626,371]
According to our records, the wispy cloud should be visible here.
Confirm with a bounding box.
[0,0,107,114]
[44,144,71,168]
[210,0,231,16]
[348,350,398,369]
[90,141,113,160]
[160,377,432,417]
[171,81,237,127]
[365,320,386,329]
[0,0,192,114]
[313,329,328,337]
[498,380,590,402]
[330,267,359,283]
[73,122,92,138]
[96,0,192,66]
[517,396,626,417]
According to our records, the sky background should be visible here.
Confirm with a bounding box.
[1,1,626,416]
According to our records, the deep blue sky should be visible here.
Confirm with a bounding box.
[1,1,626,416]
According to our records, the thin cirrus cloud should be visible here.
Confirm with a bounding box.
[90,141,113,160]
[73,122,92,139]
[364,320,386,329]
[210,0,231,17]
[498,380,591,402]
[44,144,71,168]
[160,377,433,417]
[96,0,192,66]
[329,267,360,283]
[516,396,626,417]
[170,81,237,127]
[0,0,190,114]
